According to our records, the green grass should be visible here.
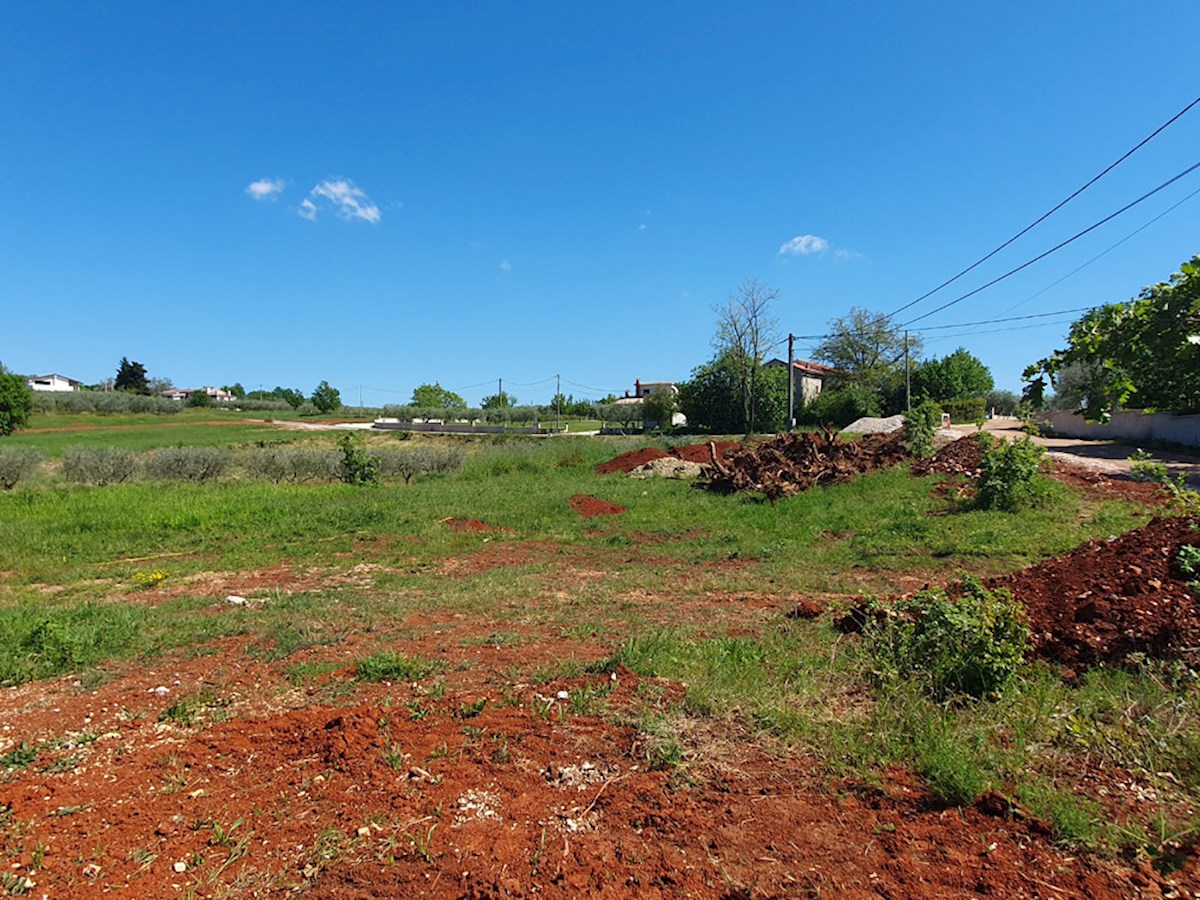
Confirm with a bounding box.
[0,416,1189,861]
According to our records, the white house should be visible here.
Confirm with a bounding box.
[27,374,83,392]
[764,358,837,405]
[632,379,678,398]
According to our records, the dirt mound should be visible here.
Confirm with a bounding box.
[668,441,740,464]
[594,447,671,474]
[595,442,740,474]
[702,431,909,501]
[912,433,988,477]
[1049,460,1166,506]
[988,516,1200,669]
[444,518,503,533]
[569,494,626,517]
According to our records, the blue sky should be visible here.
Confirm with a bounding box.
[3,2,1198,406]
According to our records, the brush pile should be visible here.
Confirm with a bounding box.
[700,428,909,501]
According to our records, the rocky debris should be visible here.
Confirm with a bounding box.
[842,414,907,435]
[987,515,1200,670]
[629,458,705,480]
[569,494,627,518]
[912,434,989,478]
[701,430,909,501]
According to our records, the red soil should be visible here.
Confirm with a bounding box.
[594,442,741,474]
[988,515,1200,670]
[443,518,503,533]
[568,495,627,518]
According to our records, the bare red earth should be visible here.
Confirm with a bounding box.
[988,515,1200,670]
[568,495,627,518]
[594,442,741,474]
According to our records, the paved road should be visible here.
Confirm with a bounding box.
[949,418,1200,488]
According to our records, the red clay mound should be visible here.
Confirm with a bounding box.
[443,518,502,533]
[912,434,988,477]
[569,494,627,517]
[594,447,670,474]
[987,516,1200,669]
[669,441,741,464]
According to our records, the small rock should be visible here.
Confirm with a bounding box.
[556,690,569,701]
[173,861,187,873]
[225,595,248,606]
[150,686,169,696]
[82,863,102,879]
[357,826,371,837]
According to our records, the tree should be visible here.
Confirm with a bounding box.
[815,308,921,411]
[115,358,150,395]
[0,365,34,436]
[1024,256,1200,419]
[641,388,677,430]
[986,390,1020,416]
[248,386,306,408]
[222,383,246,399]
[480,391,517,409]
[411,382,466,408]
[148,377,174,395]
[186,389,212,408]
[912,348,993,403]
[677,353,789,434]
[712,279,781,437]
[310,381,342,413]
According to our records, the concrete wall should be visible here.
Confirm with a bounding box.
[1045,410,1200,448]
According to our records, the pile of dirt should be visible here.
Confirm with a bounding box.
[987,515,1200,670]
[594,447,671,474]
[443,518,503,533]
[912,433,988,477]
[842,414,906,434]
[569,494,627,517]
[595,442,741,474]
[702,431,909,501]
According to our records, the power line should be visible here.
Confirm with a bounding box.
[887,94,1200,320]
[900,158,1200,327]
[991,182,1200,319]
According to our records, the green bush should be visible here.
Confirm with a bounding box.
[186,390,213,408]
[863,578,1029,700]
[62,445,140,486]
[337,434,379,485]
[32,392,181,415]
[903,399,943,458]
[797,384,881,428]
[144,447,232,482]
[243,446,339,483]
[976,437,1048,511]
[940,397,986,423]
[0,448,43,490]
[355,650,442,682]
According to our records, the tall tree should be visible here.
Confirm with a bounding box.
[411,382,467,408]
[912,348,993,402]
[1024,256,1200,419]
[713,278,781,437]
[114,357,150,395]
[814,308,921,411]
[480,391,517,409]
[310,380,342,413]
[0,364,34,436]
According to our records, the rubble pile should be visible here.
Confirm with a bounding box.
[701,430,909,501]
[911,434,989,478]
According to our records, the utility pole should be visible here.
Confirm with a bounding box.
[498,378,502,406]
[359,384,363,412]
[786,333,795,432]
[904,331,911,412]
[555,373,561,432]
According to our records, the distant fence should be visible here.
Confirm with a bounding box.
[1043,410,1200,448]
[372,419,563,436]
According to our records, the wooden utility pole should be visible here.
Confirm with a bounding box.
[786,333,795,432]
[555,374,561,431]
[904,331,911,412]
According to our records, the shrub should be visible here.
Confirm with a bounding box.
[863,578,1029,700]
[62,446,140,486]
[186,390,213,408]
[975,437,1048,511]
[337,434,379,485]
[355,650,442,682]
[33,392,181,415]
[0,448,42,490]
[902,399,943,459]
[144,447,232,482]
[939,397,986,423]
[375,446,466,483]
[243,446,339,483]
[1128,449,1168,483]
[797,384,881,428]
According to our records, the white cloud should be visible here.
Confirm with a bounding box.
[638,223,647,231]
[304,178,381,223]
[499,260,511,271]
[246,177,286,200]
[779,234,829,256]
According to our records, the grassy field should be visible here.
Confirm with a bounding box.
[1,415,1197,874]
